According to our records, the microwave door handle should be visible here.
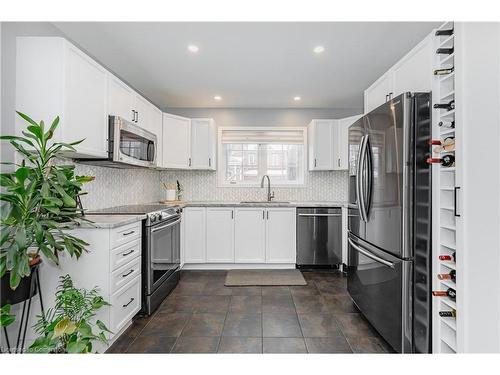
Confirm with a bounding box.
[348,238,395,269]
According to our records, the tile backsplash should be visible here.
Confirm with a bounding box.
[75,163,348,210]
[160,170,348,202]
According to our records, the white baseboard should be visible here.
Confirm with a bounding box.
[181,263,296,270]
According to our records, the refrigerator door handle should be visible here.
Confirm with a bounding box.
[358,135,369,222]
[364,135,373,218]
[348,238,395,269]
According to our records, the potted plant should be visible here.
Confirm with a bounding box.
[28,274,111,353]
[0,112,94,305]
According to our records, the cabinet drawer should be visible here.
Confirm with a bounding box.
[111,257,141,294]
[110,276,141,334]
[111,221,141,249]
[110,239,141,271]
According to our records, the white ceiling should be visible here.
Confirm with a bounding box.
[53,22,439,110]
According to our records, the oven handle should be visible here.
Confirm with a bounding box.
[348,238,395,269]
[151,218,181,233]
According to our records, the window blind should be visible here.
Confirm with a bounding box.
[220,128,305,144]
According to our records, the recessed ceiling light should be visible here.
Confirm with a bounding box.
[187,44,199,53]
[293,96,301,101]
[313,45,325,54]
[214,95,222,101]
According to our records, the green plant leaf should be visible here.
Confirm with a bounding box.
[67,339,87,353]
[0,304,16,328]
[16,111,39,127]
[96,319,112,333]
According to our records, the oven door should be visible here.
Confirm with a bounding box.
[146,216,181,294]
[110,116,157,168]
[347,233,412,353]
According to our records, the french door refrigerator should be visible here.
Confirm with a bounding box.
[347,92,432,353]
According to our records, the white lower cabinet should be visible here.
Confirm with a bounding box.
[234,208,266,263]
[265,208,296,263]
[39,219,143,351]
[206,208,235,262]
[183,206,296,266]
[183,207,207,263]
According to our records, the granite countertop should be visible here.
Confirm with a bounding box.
[159,201,347,208]
[77,214,146,229]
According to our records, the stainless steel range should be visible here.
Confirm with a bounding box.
[89,204,181,315]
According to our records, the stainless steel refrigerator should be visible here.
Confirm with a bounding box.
[347,92,432,353]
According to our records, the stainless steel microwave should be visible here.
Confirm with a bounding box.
[77,116,157,168]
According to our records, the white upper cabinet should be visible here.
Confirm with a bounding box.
[335,115,362,170]
[234,208,266,263]
[107,74,135,122]
[265,208,296,263]
[364,72,394,113]
[190,118,216,170]
[16,37,108,158]
[364,33,433,113]
[162,113,191,169]
[392,34,433,97]
[308,119,335,170]
[206,208,235,263]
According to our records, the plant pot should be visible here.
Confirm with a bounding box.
[0,257,41,306]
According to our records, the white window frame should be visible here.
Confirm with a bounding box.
[217,126,307,188]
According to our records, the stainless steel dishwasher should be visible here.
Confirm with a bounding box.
[296,207,342,268]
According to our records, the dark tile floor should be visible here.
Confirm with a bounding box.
[106,270,394,354]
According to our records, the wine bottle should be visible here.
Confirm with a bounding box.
[432,288,456,300]
[439,252,456,262]
[427,155,455,167]
[434,100,455,111]
[434,67,454,75]
[438,120,455,129]
[439,309,457,317]
[438,269,456,281]
[435,28,454,36]
[436,47,454,55]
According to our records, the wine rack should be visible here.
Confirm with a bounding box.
[431,21,461,354]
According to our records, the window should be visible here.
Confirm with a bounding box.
[218,127,306,186]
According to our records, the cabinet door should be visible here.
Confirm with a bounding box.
[64,43,108,157]
[149,106,163,167]
[162,113,191,169]
[309,120,334,170]
[392,35,432,97]
[107,74,135,122]
[206,208,234,263]
[134,94,151,129]
[190,119,210,169]
[335,115,362,170]
[234,208,266,263]
[266,208,296,263]
[364,72,393,113]
[183,208,206,263]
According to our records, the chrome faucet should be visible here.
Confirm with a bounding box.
[261,175,275,202]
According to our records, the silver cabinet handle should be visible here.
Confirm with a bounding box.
[348,238,394,268]
[131,110,136,122]
[262,210,265,220]
[454,186,461,217]
[298,213,342,217]
[122,230,135,236]
[338,158,341,167]
[314,158,317,167]
[136,111,139,123]
[122,249,135,257]
[231,210,234,219]
[208,157,211,167]
[188,158,192,167]
[122,298,134,308]
[122,269,134,278]
[267,211,269,220]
